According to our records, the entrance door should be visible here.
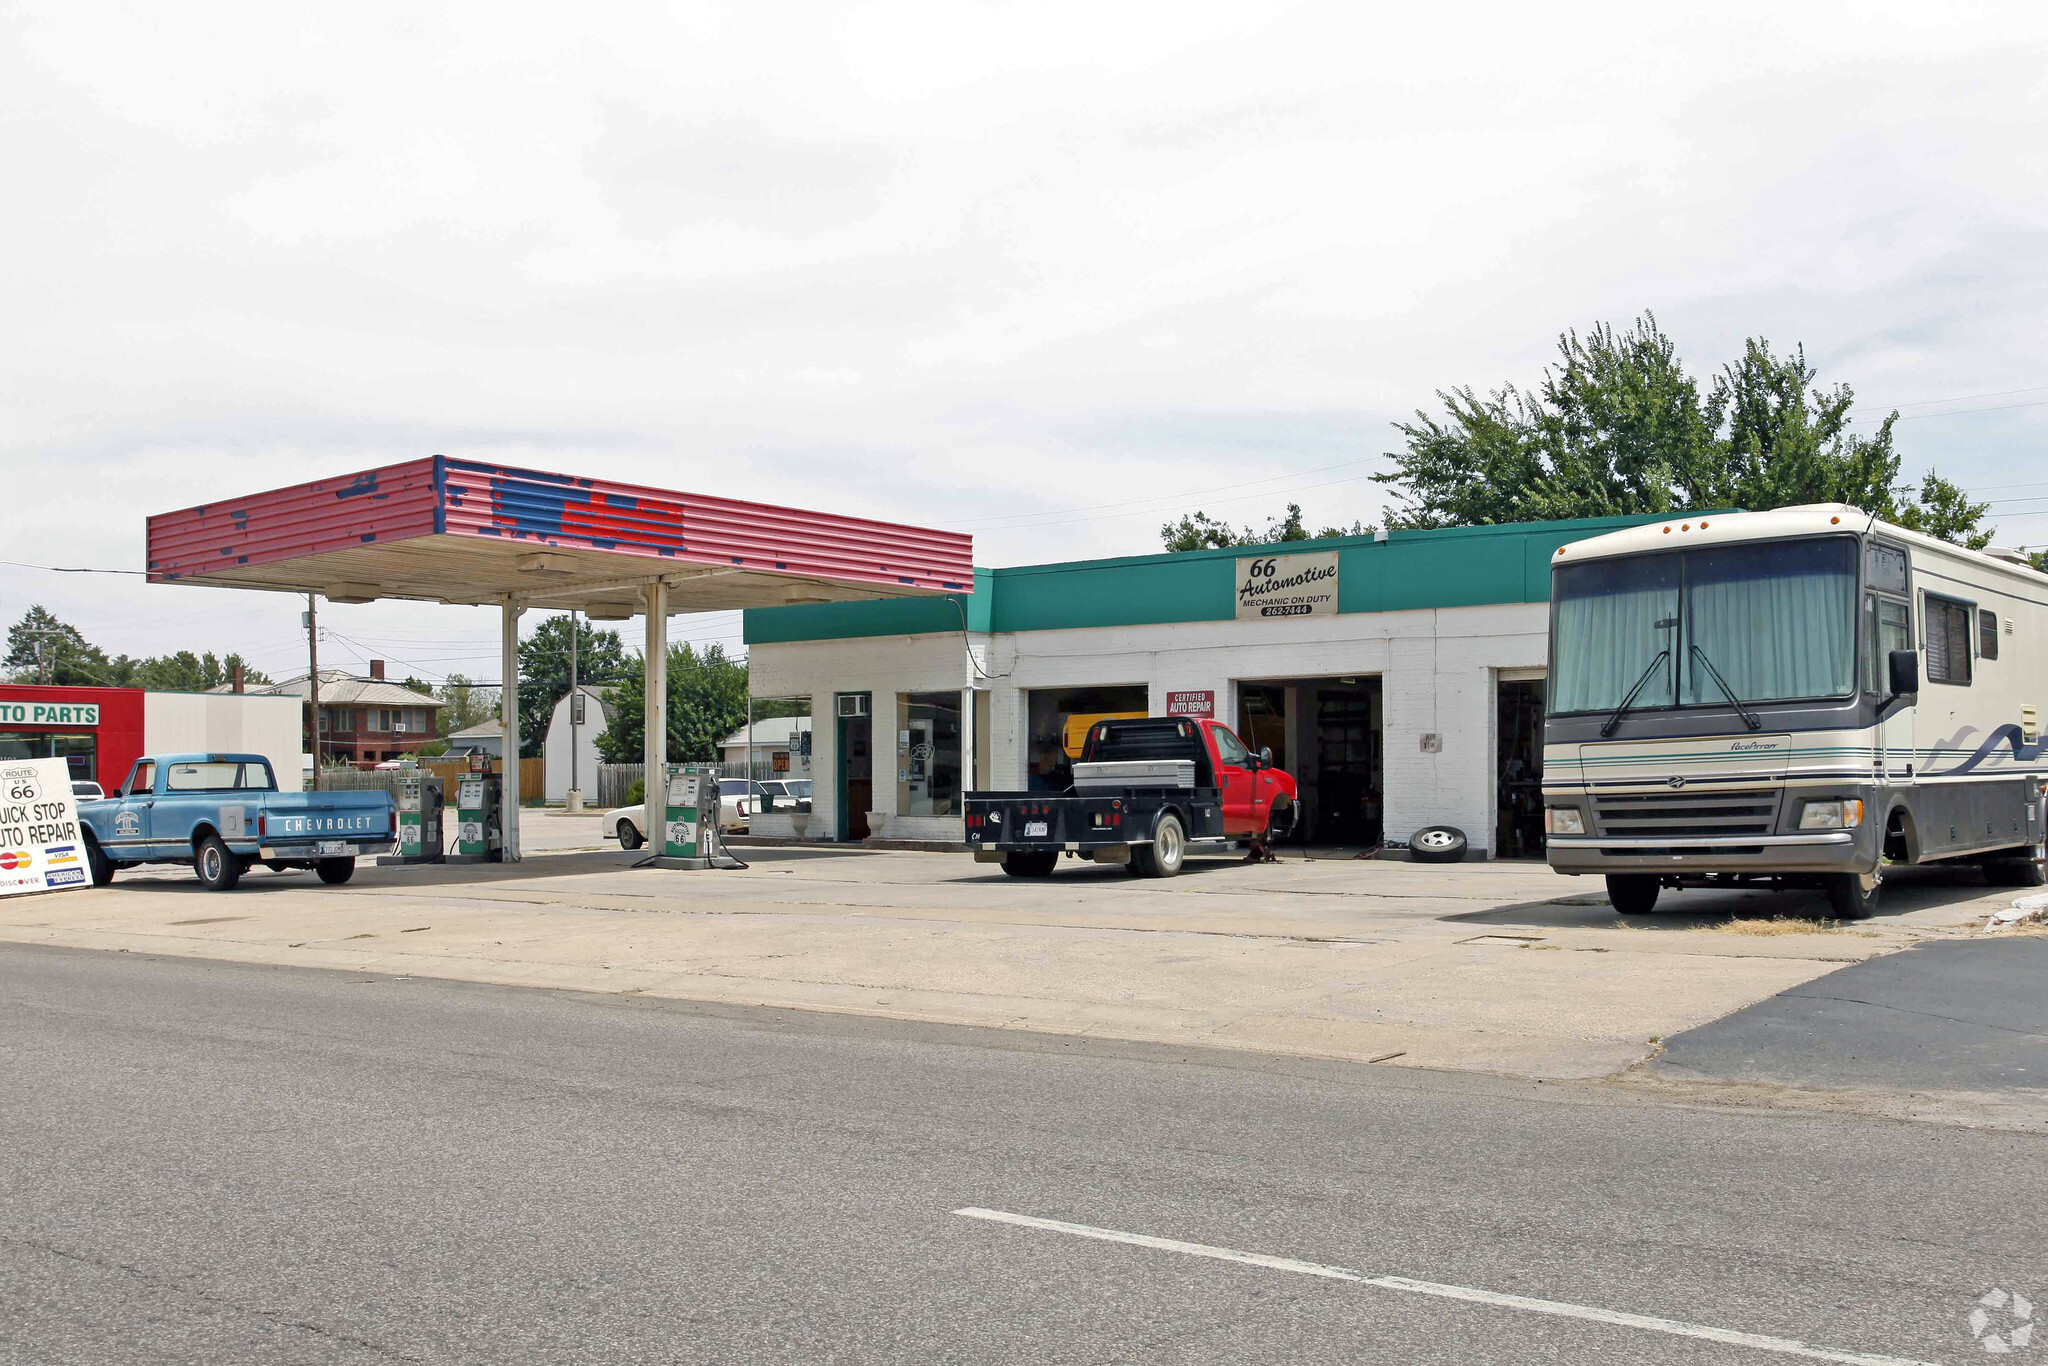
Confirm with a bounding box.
[1495,677,1546,859]
[838,709,872,841]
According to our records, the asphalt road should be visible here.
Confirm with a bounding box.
[1656,939,2048,1096]
[4,944,2043,1365]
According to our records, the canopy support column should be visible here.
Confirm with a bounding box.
[500,599,524,861]
[643,579,667,855]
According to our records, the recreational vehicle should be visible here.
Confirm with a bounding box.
[1541,504,2047,918]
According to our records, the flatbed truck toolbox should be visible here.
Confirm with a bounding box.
[965,717,1296,878]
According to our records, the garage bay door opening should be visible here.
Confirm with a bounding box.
[1025,686,1149,792]
[1236,678,1382,848]
[1496,676,1546,860]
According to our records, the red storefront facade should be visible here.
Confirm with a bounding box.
[0,685,148,788]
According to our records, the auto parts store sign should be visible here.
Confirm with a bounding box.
[1236,551,1338,621]
[0,701,99,726]
[0,758,89,896]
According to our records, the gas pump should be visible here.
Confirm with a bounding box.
[378,773,446,865]
[661,764,719,863]
[448,766,503,863]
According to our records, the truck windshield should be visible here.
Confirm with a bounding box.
[1551,537,1858,716]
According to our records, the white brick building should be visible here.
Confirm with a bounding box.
[742,513,1662,857]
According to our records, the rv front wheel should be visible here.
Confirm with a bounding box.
[1823,870,1881,920]
[1605,874,1659,916]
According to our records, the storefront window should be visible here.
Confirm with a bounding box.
[895,692,962,817]
[0,731,97,783]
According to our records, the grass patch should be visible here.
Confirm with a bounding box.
[1708,916,1846,936]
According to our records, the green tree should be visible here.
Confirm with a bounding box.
[436,674,497,736]
[1894,469,1994,549]
[1371,313,1974,539]
[515,614,630,758]
[1161,503,1375,552]
[112,650,270,691]
[597,643,749,765]
[4,606,113,685]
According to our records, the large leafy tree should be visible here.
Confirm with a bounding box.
[435,674,497,736]
[4,606,270,689]
[597,642,749,765]
[515,614,630,758]
[1371,314,1990,548]
[5,606,112,685]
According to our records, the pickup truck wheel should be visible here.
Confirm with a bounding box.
[85,837,115,886]
[316,857,356,885]
[1140,813,1186,878]
[617,820,644,851]
[1000,851,1058,878]
[195,835,242,891]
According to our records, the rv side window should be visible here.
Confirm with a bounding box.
[1863,597,1913,692]
[1979,605,2000,661]
[1923,594,1973,685]
[1866,543,1908,594]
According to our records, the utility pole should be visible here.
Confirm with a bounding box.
[306,594,322,791]
[568,608,581,809]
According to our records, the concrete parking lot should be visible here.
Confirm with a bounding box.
[2,825,2025,1089]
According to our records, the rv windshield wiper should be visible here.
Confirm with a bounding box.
[1600,648,1669,738]
[1689,644,1763,730]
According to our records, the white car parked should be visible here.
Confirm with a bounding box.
[602,779,754,850]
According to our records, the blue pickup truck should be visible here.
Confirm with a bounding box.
[78,753,395,891]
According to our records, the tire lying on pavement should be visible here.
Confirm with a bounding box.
[1408,825,1468,864]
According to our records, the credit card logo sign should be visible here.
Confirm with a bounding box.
[44,868,87,887]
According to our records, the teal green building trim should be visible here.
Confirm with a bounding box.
[744,514,1675,645]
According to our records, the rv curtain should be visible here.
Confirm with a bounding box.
[1550,557,1679,714]
[1682,540,1856,705]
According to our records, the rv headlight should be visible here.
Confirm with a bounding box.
[1544,807,1585,835]
[1798,799,1864,830]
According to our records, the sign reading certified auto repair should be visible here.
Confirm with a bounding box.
[0,758,89,897]
[1235,551,1338,621]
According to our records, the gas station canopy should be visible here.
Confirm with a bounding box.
[145,456,974,865]
[146,455,974,613]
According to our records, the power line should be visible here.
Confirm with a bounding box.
[1,560,145,576]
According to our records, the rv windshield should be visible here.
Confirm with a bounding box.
[1551,537,1858,716]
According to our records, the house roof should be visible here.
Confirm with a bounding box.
[217,668,444,708]
[721,715,812,748]
[448,720,505,740]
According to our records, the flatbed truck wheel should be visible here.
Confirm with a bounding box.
[1133,813,1186,878]
[1000,851,1058,878]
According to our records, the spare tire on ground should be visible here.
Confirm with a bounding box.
[1408,825,1468,864]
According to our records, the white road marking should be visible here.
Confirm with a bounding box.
[952,1208,1941,1366]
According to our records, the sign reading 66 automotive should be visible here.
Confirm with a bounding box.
[0,758,89,897]
[1235,551,1339,621]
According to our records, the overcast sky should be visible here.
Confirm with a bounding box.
[5,0,2047,686]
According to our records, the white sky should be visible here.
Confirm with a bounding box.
[5,0,2047,686]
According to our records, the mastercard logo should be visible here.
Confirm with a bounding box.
[0,850,31,870]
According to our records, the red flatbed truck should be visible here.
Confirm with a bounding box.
[965,716,1298,877]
